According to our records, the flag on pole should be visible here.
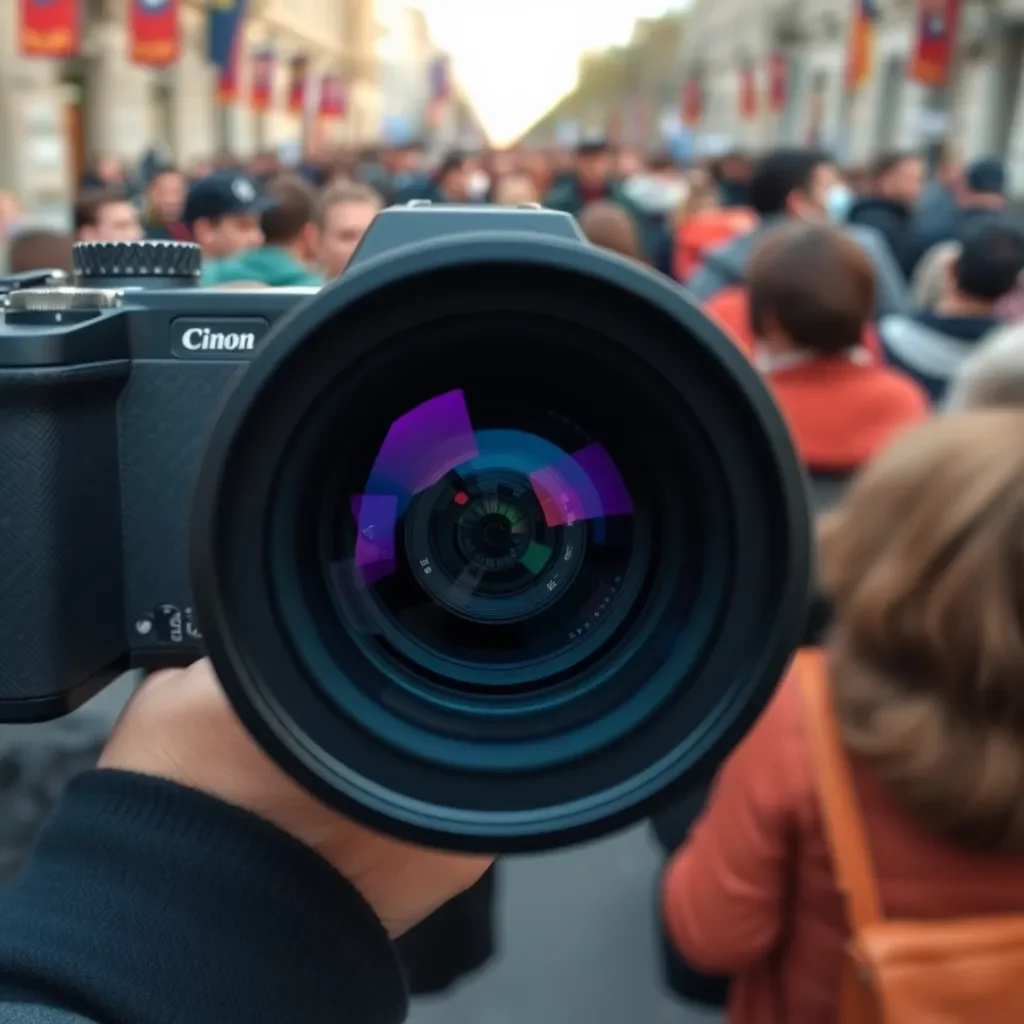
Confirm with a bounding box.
[208,0,246,103]
[19,0,81,58]
[681,76,702,127]
[845,0,880,93]
[319,73,347,118]
[129,0,180,66]
[909,0,961,87]
[768,51,789,112]
[738,58,758,121]
[250,46,275,111]
[287,54,309,115]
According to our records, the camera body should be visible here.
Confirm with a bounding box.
[0,207,582,720]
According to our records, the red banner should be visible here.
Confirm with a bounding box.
[129,0,179,66]
[681,78,702,127]
[251,47,275,111]
[318,73,347,118]
[768,52,788,112]
[217,39,242,103]
[909,0,961,86]
[845,0,880,93]
[19,0,81,58]
[739,62,757,121]
[287,54,309,115]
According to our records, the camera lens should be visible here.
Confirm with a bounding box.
[192,230,811,853]
[332,394,638,686]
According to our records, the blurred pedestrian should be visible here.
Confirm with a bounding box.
[142,167,189,241]
[74,188,143,244]
[316,180,383,279]
[183,173,270,264]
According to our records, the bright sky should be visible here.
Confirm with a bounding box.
[415,1,689,145]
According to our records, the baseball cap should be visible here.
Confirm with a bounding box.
[965,158,1006,196]
[577,130,610,156]
[183,173,276,224]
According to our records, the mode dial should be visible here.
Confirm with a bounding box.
[73,240,202,290]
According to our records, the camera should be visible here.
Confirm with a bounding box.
[0,206,811,852]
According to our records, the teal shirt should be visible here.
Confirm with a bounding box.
[201,246,323,288]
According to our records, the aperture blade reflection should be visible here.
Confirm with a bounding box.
[529,443,633,528]
[351,494,398,586]
[365,389,480,500]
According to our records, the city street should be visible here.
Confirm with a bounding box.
[409,825,722,1024]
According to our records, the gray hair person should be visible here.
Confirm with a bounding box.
[945,321,1024,411]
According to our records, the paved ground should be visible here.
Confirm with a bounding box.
[408,824,723,1024]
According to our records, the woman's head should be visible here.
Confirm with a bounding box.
[821,411,1024,852]
[577,201,643,261]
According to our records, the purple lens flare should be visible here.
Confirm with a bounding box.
[366,389,479,497]
[529,442,634,528]
[351,494,398,586]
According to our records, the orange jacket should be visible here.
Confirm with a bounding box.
[662,661,1024,1024]
[675,208,758,283]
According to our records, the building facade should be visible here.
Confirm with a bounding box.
[0,0,385,225]
[682,0,1024,193]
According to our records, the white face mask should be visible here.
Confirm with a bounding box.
[825,184,855,222]
[467,170,491,200]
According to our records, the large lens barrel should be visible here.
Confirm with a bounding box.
[190,223,812,853]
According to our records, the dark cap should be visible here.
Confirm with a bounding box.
[577,130,610,156]
[965,158,1005,196]
[182,173,275,224]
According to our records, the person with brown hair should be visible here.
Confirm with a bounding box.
[577,200,645,262]
[663,411,1024,1024]
[203,173,322,288]
[7,230,73,275]
[316,180,383,280]
[745,221,927,472]
[73,188,142,244]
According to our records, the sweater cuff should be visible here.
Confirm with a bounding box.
[0,770,407,1024]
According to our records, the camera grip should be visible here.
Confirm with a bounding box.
[0,363,128,711]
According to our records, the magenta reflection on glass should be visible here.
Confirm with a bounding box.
[351,494,398,586]
[529,443,633,528]
[366,389,480,496]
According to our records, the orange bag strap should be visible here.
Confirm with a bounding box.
[798,649,884,930]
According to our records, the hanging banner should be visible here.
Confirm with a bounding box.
[130,0,180,66]
[19,0,81,58]
[287,54,309,115]
[768,51,789,112]
[429,55,451,103]
[250,46,275,112]
[208,0,246,103]
[318,73,347,118]
[909,0,961,87]
[845,0,880,93]
[738,60,758,121]
[681,77,702,127]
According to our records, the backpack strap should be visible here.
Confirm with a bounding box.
[797,648,884,929]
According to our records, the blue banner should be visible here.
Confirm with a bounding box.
[207,0,245,70]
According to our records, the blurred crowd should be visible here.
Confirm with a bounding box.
[5,134,1024,1024]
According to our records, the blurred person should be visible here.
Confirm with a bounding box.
[79,154,127,191]
[690,147,908,319]
[946,321,1024,410]
[183,173,270,263]
[463,154,492,202]
[577,201,645,262]
[674,171,756,283]
[316,180,383,279]
[202,173,322,288]
[432,153,471,203]
[880,219,1024,401]
[904,156,1008,277]
[7,230,73,275]
[616,149,643,179]
[187,157,216,182]
[492,172,539,206]
[544,134,654,260]
[710,150,752,208]
[247,150,281,189]
[910,239,961,311]
[915,148,962,229]
[621,152,688,276]
[846,151,925,273]
[142,167,189,241]
[73,188,143,244]
[389,140,431,203]
[746,222,927,470]
[664,411,1024,1024]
